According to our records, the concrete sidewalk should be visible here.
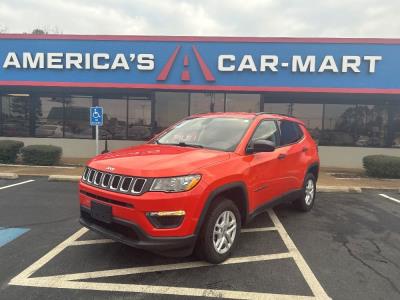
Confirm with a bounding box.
[0,164,399,191]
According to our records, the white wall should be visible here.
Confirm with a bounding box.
[318,146,400,169]
[1,137,399,169]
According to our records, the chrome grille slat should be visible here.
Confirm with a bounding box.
[101,173,112,187]
[93,171,103,185]
[120,177,133,192]
[82,167,147,195]
[87,169,96,183]
[110,175,122,190]
[132,178,147,194]
[83,167,90,180]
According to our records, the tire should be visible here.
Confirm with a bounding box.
[195,198,241,264]
[294,173,316,212]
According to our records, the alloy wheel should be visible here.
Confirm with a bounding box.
[212,210,237,254]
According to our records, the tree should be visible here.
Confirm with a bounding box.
[31,26,62,35]
[31,28,47,34]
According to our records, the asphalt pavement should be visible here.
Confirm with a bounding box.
[0,177,399,300]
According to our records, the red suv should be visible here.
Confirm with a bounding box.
[80,112,319,263]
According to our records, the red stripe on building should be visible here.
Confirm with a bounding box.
[192,46,215,82]
[156,46,181,81]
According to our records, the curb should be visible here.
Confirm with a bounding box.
[0,163,78,169]
[317,186,362,193]
[0,172,19,179]
[48,175,81,182]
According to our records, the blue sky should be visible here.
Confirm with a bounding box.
[0,0,398,37]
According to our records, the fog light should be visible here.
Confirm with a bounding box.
[148,210,185,217]
[147,210,185,228]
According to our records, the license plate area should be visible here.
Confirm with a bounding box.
[91,201,112,223]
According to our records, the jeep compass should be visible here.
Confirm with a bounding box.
[79,112,319,263]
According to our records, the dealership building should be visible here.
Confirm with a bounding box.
[0,34,399,168]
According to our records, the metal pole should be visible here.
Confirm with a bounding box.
[96,125,99,155]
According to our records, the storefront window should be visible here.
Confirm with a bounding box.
[155,92,189,133]
[64,95,92,139]
[98,97,127,140]
[0,94,31,137]
[226,94,260,113]
[35,96,64,138]
[392,105,400,148]
[263,103,292,115]
[291,104,323,143]
[263,102,323,142]
[190,93,224,115]
[128,97,152,140]
[321,104,388,147]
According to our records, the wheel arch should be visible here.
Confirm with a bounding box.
[194,182,249,236]
[306,162,319,181]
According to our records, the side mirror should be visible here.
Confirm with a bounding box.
[251,140,275,153]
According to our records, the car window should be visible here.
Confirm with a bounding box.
[249,120,279,146]
[156,117,252,151]
[279,121,303,146]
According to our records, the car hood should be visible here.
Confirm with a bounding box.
[88,144,231,177]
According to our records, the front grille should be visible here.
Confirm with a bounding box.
[81,167,149,195]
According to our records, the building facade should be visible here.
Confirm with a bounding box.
[0,35,399,168]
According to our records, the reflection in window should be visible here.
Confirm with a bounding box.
[321,104,388,147]
[36,97,64,137]
[98,98,127,140]
[263,103,323,142]
[393,105,400,148]
[190,93,224,115]
[1,94,30,137]
[226,94,260,113]
[291,104,323,143]
[128,97,152,140]
[250,120,279,146]
[64,96,92,139]
[155,92,189,133]
[263,103,292,115]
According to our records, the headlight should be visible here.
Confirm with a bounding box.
[150,175,201,192]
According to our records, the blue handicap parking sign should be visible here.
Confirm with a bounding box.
[90,106,103,126]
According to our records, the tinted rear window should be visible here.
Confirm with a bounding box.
[279,121,303,145]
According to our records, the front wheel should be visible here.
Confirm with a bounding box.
[196,198,241,264]
[294,173,316,212]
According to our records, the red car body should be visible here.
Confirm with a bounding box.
[79,112,319,257]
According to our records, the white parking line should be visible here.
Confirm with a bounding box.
[35,252,292,282]
[269,210,330,300]
[11,278,317,300]
[69,239,115,246]
[0,180,35,190]
[242,226,277,233]
[379,193,400,204]
[9,209,331,300]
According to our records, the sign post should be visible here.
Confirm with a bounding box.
[90,106,103,155]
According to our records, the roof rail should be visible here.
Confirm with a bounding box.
[256,112,292,117]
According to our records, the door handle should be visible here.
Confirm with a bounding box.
[278,153,287,160]
[302,147,309,152]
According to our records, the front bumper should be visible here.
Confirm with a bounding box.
[80,206,196,255]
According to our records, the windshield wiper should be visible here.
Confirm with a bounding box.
[161,142,204,148]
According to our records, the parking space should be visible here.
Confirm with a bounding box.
[0,178,399,300]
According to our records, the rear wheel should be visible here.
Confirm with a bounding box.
[195,198,241,264]
[294,173,316,212]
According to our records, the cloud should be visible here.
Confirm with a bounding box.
[0,0,399,37]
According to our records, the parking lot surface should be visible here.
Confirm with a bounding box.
[0,177,399,299]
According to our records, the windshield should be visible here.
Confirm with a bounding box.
[156,117,252,151]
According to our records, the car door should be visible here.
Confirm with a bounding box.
[276,120,306,194]
[246,120,282,210]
